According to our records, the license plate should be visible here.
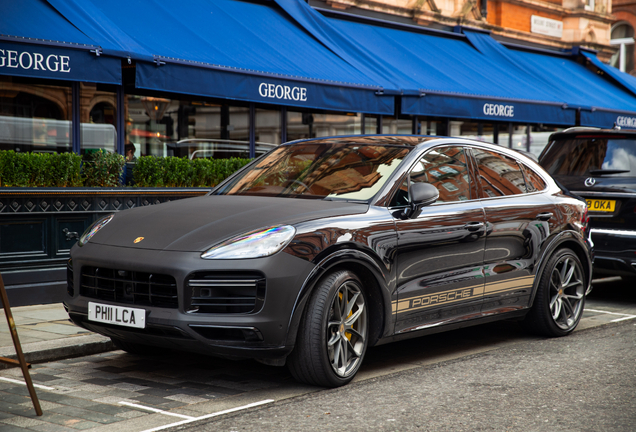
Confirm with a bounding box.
[88,302,146,329]
[585,199,616,212]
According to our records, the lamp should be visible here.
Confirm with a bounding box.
[141,97,170,122]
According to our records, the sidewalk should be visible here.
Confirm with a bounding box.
[0,303,113,369]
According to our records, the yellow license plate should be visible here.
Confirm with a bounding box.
[586,199,616,212]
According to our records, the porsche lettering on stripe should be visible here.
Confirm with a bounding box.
[392,276,535,314]
[392,283,484,314]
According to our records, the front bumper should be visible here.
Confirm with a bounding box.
[590,228,636,278]
[66,243,316,359]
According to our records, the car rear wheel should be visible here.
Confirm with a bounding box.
[288,270,368,387]
[523,248,586,337]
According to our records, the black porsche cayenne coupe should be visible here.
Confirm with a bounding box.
[66,135,592,387]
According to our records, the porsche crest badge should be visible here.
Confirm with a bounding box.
[134,237,144,244]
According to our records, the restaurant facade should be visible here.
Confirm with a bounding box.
[3,0,636,305]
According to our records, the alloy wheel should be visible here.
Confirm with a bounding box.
[326,280,367,378]
[549,255,585,330]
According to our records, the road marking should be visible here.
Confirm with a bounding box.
[585,308,636,322]
[0,376,55,390]
[139,399,275,432]
[119,401,196,419]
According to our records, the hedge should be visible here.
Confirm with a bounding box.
[0,150,250,188]
[132,156,250,187]
[0,151,82,187]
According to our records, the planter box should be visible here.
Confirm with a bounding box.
[0,188,209,307]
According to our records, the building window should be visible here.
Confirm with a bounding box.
[81,83,117,155]
[610,23,635,73]
[286,111,366,141]
[0,76,73,154]
[584,0,595,12]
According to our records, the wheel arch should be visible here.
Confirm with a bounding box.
[285,249,392,350]
[529,230,593,307]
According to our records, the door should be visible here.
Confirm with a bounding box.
[470,148,557,314]
[392,146,487,335]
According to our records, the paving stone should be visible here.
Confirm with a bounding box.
[106,382,149,392]
[0,423,30,432]
[79,404,133,416]
[80,377,114,386]
[164,394,209,404]
[0,415,46,428]
[129,394,184,408]
[19,400,64,411]
[31,422,79,432]
[113,410,146,419]
[49,406,121,425]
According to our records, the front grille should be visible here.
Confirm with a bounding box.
[80,266,178,309]
[186,272,266,314]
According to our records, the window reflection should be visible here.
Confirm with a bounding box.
[217,141,411,201]
[0,76,72,154]
[81,83,116,154]
[473,148,526,197]
[287,111,367,141]
[411,146,471,203]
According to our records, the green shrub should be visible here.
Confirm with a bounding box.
[133,156,250,187]
[82,150,125,187]
[0,150,248,188]
[0,151,82,187]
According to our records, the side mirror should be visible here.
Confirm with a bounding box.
[410,182,439,208]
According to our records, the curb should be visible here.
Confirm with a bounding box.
[0,334,115,370]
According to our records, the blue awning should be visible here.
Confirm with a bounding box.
[277,0,636,127]
[45,0,393,115]
[0,0,122,84]
[464,31,636,129]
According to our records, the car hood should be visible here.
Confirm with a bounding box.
[87,195,368,252]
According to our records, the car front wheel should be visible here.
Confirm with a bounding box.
[523,248,586,337]
[288,270,368,387]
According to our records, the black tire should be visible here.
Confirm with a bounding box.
[523,248,586,337]
[111,338,163,356]
[288,270,369,388]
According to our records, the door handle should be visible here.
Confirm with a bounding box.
[464,221,484,232]
[536,212,553,221]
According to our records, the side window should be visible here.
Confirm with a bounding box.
[520,163,547,192]
[391,146,471,206]
[472,148,527,197]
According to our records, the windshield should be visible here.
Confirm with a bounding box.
[215,142,411,201]
[541,137,636,177]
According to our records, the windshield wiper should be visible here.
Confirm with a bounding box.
[589,169,631,176]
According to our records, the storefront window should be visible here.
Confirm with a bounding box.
[0,76,72,154]
[418,119,443,136]
[256,108,282,145]
[81,83,117,154]
[287,111,366,141]
[125,96,255,160]
[381,117,411,134]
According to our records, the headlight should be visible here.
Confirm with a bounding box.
[201,225,296,259]
[78,215,114,247]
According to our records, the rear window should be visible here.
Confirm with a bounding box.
[541,137,636,177]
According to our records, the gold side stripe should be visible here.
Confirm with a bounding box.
[393,275,535,315]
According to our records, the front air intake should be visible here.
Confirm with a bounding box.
[186,271,265,314]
